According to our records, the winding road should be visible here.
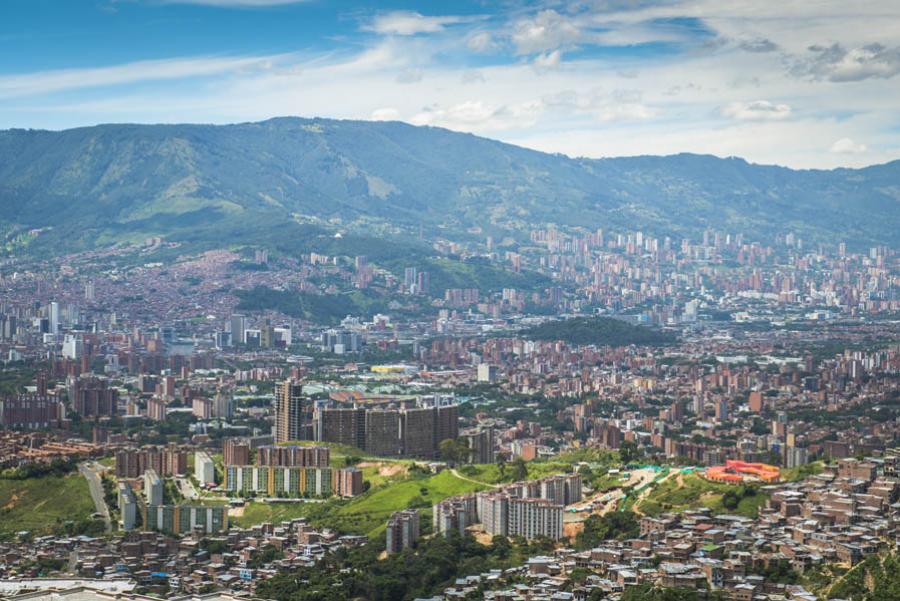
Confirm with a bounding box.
[450,468,501,489]
[79,461,112,533]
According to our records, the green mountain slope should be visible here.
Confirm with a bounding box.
[0,117,898,255]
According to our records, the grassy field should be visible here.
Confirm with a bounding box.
[635,473,769,518]
[358,461,413,487]
[0,474,96,539]
[333,469,490,536]
[782,461,824,482]
[454,461,572,485]
[225,456,576,536]
[231,501,319,528]
[229,468,491,536]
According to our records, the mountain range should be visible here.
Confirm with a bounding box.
[0,116,898,258]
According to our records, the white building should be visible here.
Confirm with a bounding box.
[117,482,137,531]
[194,451,216,486]
[61,334,84,360]
[144,469,163,506]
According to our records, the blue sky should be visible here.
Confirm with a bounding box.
[2,0,899,168]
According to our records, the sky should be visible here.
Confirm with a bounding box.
[2,0,899,169]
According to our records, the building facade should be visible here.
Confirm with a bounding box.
[386,510,420,554]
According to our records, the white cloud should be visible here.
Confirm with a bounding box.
[371,108,400,121]
[364,11,468,36]
[830,137,867,154]
[511,9,583,55]
[597,103,656,122]
[461,70,485,84]
[793,43,900,82]
[466,31,497,53]
[4,0,900,169]
[396,68,423,84]
[533,50,562,71]
[738,38,778,53]
[722,100,792,121]
[411,99,543,131]
[0,55,282,99]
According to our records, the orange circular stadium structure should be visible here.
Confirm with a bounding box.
[703,460,781,484]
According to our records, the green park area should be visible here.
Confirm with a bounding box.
[633,472,769,518]
[229,468,489,535]
[227,456,575,536]
[0,473,97,540]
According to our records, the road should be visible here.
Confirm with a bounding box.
[175,477,199,501]
[450,468,501,489]
[79,461,112,533]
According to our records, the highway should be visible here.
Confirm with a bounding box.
[78,461,112,533]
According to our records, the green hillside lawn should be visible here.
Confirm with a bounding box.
[453,462,572,485]
[0,474,96,539]
[782,461,824,482]
[232,501,316,528]
[229,460,575,535]
[334,469,489,537]
[230,469,488,535]
[634,473,768,519]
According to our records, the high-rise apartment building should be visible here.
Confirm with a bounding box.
[143,504,227,535]
[224,465,333,497]
[316,403,459,459]
[212,389,233,420]
[321,329,360,354]
[230,314,246,346]
[435,473,578,541]
[195,451,215,486]
[144,469,163,506]
[478,493,509,537]
[115,446,189,478]
[147,397,167,422]
[507,498,563,541]
[462,426,495,464]
[256,445,330,467]
[316,407,366,448]
[0,394,62,429]
[401,407,437,458]
[118,482,137,531]
[333,467,364,497]
[274,380,310,443]
[223,438,251,466]
[364,409,403,457]
[48,301,60,335]
[386,510,420,554]
[67,376,119,418]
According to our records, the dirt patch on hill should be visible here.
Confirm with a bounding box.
[358,462,408,478]
[2,493,22,511]
[565,521,584,540]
